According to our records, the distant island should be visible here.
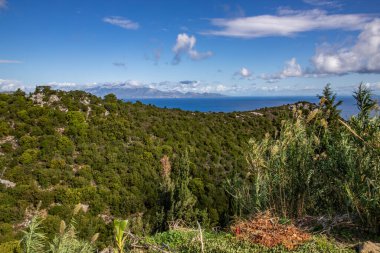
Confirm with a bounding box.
[84,82,225,99]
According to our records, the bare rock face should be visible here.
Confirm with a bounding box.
[0,178,16,188]
[49,94,60,104]
[0,136,18,149]
[30,92,45,106]
[358,241,380,253]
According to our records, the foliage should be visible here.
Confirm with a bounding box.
[0,240,22,253]
[317,83,342,128]
[143,230,354,253]
[169,151,199,224]
[19,205,97,253]
[113,219,129,253]
[1,84,379,249]
[353,82,378,122]
[0,87,290,244]
[21,215,46,253]
[238,84,380,232]
[48,220,95,253]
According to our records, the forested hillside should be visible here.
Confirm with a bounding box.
[0,86,294,247]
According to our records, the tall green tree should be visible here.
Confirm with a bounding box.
[170,151,198,224]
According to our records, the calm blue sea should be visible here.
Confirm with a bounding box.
[125,96,380,119]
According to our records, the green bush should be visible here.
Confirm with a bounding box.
[241,84,380,231]
[145,230,354,253]
[0,240,22,253]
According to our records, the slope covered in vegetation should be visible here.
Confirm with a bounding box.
[1,84,379,253]
[0,86,292,247]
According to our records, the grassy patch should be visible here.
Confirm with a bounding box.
[139,230,355,253]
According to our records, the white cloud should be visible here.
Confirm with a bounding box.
[0,79,25,91]
[259,85,279,92]
[0,59,22,64]
[366,82,380,91]
[237,67,252,79]
[172,33,212,64]
[47,82,79,88]
[48,80,144,91]
[103,16,139,30]
[149,80,235,94]
[260,57,303,82]
[303,0,341,7]
[204,9,373,38]
[312,19,380,75]
[281,58,303,77]
[0,0,7,9]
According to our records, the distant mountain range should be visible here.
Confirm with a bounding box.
[84,83,225,99]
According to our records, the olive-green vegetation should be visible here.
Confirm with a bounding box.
[15,210,355,253]
[232,84,380,233]
[18,205,97,253]
[143,230,355,253]
[1,84,379,252]
[0,86,291,247]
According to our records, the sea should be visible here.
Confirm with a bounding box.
[124,96,380,120]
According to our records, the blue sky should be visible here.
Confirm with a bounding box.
[1,0,380,96]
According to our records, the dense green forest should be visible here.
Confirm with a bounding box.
[1,85,379,252]
[0,86,294,248]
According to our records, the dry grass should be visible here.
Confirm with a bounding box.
[231,212,311,250]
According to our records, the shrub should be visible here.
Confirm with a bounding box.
[240,84,380,231]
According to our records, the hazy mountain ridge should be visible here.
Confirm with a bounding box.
[84,83,225,99]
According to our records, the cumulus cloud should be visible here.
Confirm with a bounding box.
[0,0,7,9]
[103,16,139,30]
[312,19,380,75]
[0,59,22,64]
[260,58,303,82]
[236,67,252,79]
[0,79,25,91]
[280,58,303,77]
[204,9,373,38]
[172,33,212,64]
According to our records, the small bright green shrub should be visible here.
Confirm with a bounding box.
[0,240,22,253]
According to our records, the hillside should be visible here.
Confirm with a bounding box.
[0,86,294,247]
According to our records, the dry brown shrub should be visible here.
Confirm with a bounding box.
[160,155,171,178]
[231,211,311,250]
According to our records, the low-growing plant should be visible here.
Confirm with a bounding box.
[113,219,129,253]
[20,204,98,253]
[0,240,22,253]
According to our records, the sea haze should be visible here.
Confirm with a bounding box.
[124,96,380,119]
